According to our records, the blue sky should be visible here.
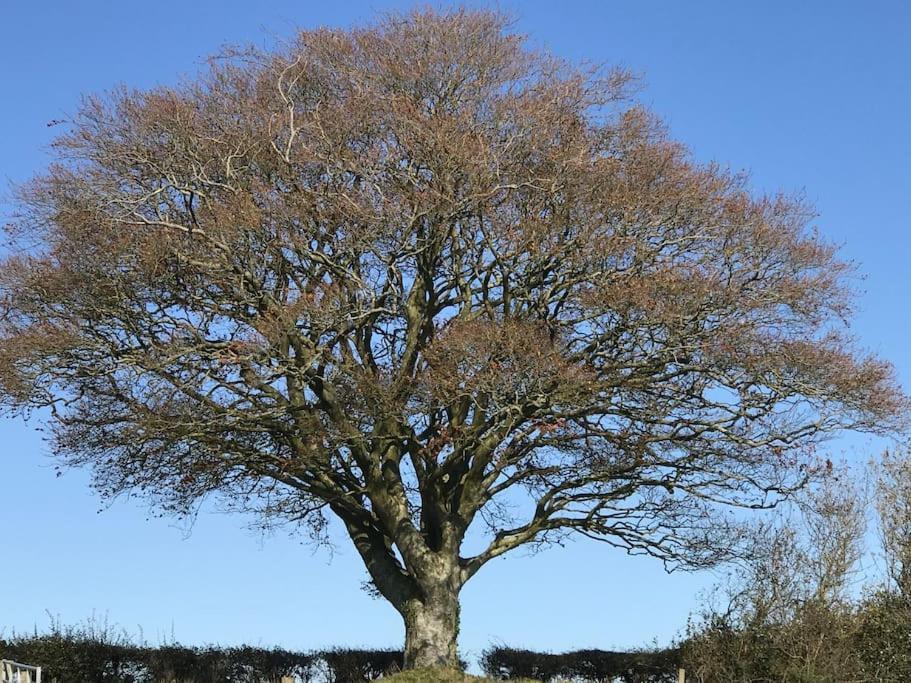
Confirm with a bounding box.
[1,0,910,665]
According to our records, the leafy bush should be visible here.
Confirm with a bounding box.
[850,591,911,682]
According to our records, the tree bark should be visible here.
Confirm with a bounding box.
[340,510,464,670]
[402,588,461,670]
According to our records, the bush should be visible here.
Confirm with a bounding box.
[480,646,680,682]
[682,590,911,683]
[1,620,684,682]
[320,648,404,682]
[852,591,911,682]
[382,668,509,682]
[0,622,384,683]
[0,618,145,682]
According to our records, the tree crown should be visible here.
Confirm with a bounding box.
[1,9,905,589]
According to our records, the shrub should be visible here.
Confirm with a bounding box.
[0,624,367,683]
[320,648,404,682]
[480,646,680,682]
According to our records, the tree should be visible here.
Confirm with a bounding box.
[682,474,868,682]
[0,8,905,670]
[875,448,911,596]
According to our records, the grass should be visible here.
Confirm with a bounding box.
[383,668,539,682]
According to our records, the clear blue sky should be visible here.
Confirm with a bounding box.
[2,0,910,665]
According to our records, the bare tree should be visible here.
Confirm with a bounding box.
[684,472,868,682]
[0,9,905,669]
[799,470,867,605]
[875,448,911,596]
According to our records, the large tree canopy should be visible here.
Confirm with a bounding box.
[1,8,905,669]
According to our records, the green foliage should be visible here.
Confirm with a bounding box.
[852,591,911,681]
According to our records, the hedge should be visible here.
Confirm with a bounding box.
[480,646,681,682]
[1,630,680,681]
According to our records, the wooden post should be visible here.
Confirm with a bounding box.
[280,677,295,683]
[677,668,686,683]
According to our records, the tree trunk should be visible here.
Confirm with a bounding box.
[402,586,461,670]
